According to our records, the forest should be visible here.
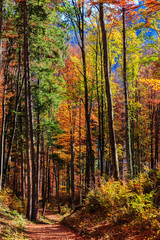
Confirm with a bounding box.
[0,0,160,239]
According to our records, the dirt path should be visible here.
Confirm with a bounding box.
[26,210,86,240]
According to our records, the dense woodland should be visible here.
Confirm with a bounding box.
[0,0,160,225]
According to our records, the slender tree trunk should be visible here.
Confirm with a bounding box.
[42,134,46,216]
[150,92,154,169]
[67,0,95,192]
[42,147,49,216]
[99,33,105,177]
[82,13,95,192]
[155,104,160,167]
[3,48,23,184]
[13,137,18,196]
[0,83,5,191]
[66,164,70,196]
[0,0,2,74]
[99,3,119,179]
[0,0,3,191]
[23,0,38,220]
[79,97,82,205]
[20,103,25,203]
[48,155,51,201]
[122,7,133,178]
[37,78,40,208]
[69,105,76,208]
[95,31,103,176]
[70,131,75,208]
[53,156,60,214]
[23,0,32,220]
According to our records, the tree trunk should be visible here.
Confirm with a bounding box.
[69,1,95,192]
[37,78,40,208]
[150,91,154,169]
[95,30,103,176]
[20,104,25,203]
[81,5,95,191]
[23,0,32,220]
[79,97,82,205]
[155,104,160,167]
[0,0,2,74]
[3,48,23,184]
[0,82,5,191]
[53,157,60,214]
[70,128,75,208]
[122,7,133,178]
[66,164,70,196]
[99,3,119,180]
[0,0,3,191]
[99,32,105,177]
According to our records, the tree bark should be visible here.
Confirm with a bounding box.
[23,0,32,220]
[0,0,3,191]
[81,4,95,191]
[79,97,82,205]
[122,7,133,178]
[54,157,60,214]
[155,104,160,167]
[0,0,2,74]
[99,3,119,180]
[20,103,25,203]
[68,0,95,192]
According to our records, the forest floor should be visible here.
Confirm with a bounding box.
[62,208,160,240]
[26,209,86,240]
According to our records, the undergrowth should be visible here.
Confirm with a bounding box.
[0,190,28,240]
[63,169,160,239]
[86,170,160,229]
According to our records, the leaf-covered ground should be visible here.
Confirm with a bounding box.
[26,209,84,240]
[62,208,160,240]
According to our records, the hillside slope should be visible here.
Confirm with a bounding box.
[0,191,28,239]
[62,170,160,239]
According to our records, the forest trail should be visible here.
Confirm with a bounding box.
[26,209,85,240]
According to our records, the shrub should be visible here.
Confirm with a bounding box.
[85,170,160,226]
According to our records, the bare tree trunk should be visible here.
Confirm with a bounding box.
[95,30,102,176]
[23,0,32,220]
[3,48,24,184]
[0,0,2,74]
[155,104,160,167]
[79,97,82,205]
[66,164,70,196]
[99,33,105,177]
[67,0,95,192]
[20,104,25,203]
[0,0,3,191]
[150,91,154,169]
[99,3,119,180]
[0,83,5,191]
[53,154,60,214]
[70,132,75,208]
[42,133,46,216]
[122,7,133,178]
[37,78,40,209]
[81,3,95,191]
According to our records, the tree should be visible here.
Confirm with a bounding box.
[23,0,32,220]
[99,3,119,179]
[61,0,95,192]
[0,0,4,191]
